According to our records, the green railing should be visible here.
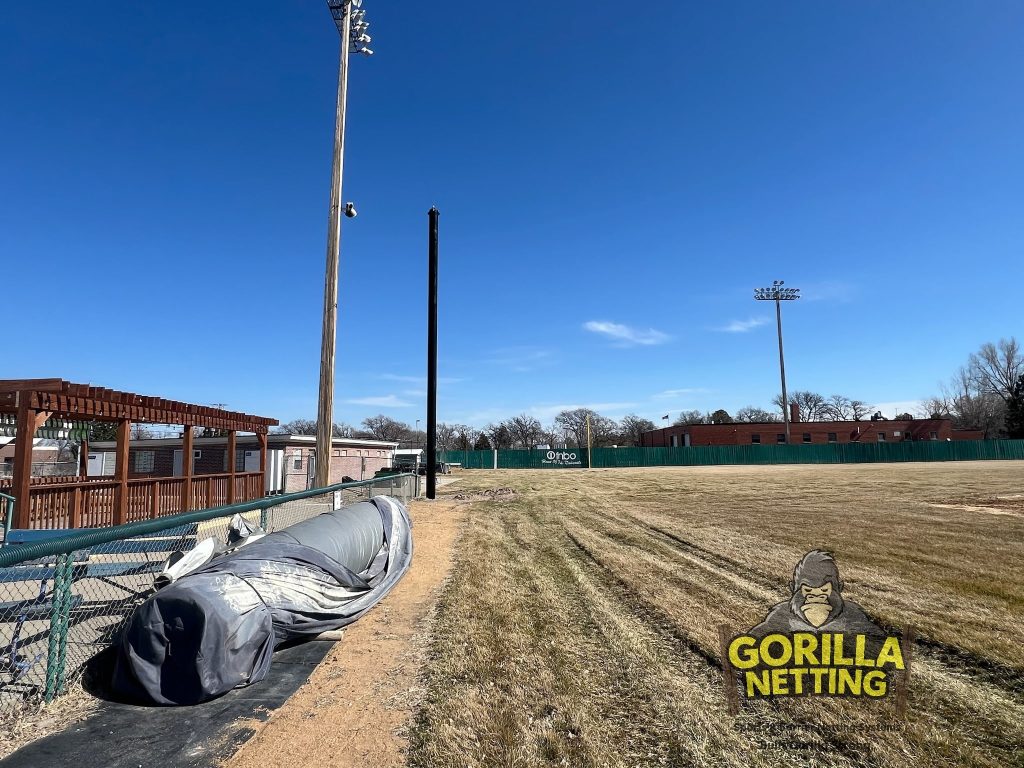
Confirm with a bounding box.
[441,440,1024,469]
[0,473,419,706]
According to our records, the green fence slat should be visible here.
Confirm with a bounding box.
[441,441,1024,469]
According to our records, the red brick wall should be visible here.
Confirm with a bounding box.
[642,419,954,447]
[279,446,393,493]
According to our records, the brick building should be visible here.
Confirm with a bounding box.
[641,405,978,448]
[88,433,398,494]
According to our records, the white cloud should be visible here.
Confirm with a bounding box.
[527,402,640,420]
[653,388,712,399]
[344,395,413,408]
[872,400,925,418]
[716,317,769,333]
[583,321,670,346]
[801,280,857,303]
[378,374,462,385]
[486,347,554,372]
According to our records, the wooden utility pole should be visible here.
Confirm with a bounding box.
[315,4,353,489]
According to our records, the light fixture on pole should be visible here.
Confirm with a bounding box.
[754,280,801,444]
[315,0,374,488]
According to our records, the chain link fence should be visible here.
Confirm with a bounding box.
[0,473,419,715]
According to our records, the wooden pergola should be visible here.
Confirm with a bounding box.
[0,379,278,530]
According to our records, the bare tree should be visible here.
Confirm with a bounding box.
[360,415,412,442]
[554,408,618,447]
[773,391,828,421]
[435,423,460,451]
[672,410,707,426]
[942,368,1007,437]
[849,400,871,421]
[275,419,318,435]
[968,337,1021,402]
[619,414,656,446]
[453,425,480,451]
[131,423,154,440]
[735,406,779,423]
[506,414,543,449]
[484,422,512,450]
[822,395,852,420]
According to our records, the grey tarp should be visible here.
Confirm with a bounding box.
[110,495,413,705]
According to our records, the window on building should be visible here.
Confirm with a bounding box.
[930,431,938,440]
[332,450,341,457]
[341,450,347,456]
[877,433,886,442]
[235,450,246,472]
[893,430,901,438]
[827,432,838,443]
[670,435,679,447]
[777,434,786,444]
[292,450,302,469]
[803,433,812,443]
[133,450,155,473]
[750,434,761,444]
[193,450,202,460]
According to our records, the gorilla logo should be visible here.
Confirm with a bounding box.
[750,550,884,637]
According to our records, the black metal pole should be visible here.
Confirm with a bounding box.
[427,207,439,499]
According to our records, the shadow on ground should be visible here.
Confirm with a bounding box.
[0,641,331,768]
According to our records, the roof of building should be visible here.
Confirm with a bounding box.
[0,378,278,432]
[89,433,399,450]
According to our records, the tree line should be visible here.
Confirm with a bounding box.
[98,337,1019,451]
[922,337,1023,438]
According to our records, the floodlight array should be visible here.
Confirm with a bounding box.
[327,0,374,56]
[753,280,801,301]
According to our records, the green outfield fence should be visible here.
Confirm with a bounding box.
[441,439,1024,469]
[0,473,419,711]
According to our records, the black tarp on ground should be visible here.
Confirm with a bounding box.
[0,641,332,768]
[111,495,413,705]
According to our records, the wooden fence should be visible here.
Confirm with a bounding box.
[0,472,265,529]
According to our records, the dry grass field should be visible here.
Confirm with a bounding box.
[408,463,1024,767]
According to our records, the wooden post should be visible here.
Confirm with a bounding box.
[12,400,34,530]
[182,427,194,511]
[226,430,237,504]
[71,486,82,528]
[78,438,89,478]
[114,419,130,526]
[150,481,160,520]
[257,432,268,499]
[12,400,53,529]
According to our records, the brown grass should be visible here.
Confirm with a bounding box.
[408,462,1024,767]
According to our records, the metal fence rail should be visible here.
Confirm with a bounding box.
[441,439,1024,469]
[0,473,419,710]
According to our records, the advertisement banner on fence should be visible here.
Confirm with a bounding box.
[540,450,584,467]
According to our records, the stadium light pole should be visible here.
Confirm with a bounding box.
[754,281,800,444]
[315,0,374,488]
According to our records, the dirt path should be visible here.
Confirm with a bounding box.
[224,497,465,768]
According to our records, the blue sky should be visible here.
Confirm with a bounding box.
[3,2,1022,429]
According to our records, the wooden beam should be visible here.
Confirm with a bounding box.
[0,379,64,394]
[114,419,130,526]
[12,400,35,529]
[226,430,237,504]
[257,432,268,498]
[182,426,194,512]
